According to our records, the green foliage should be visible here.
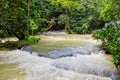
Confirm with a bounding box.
[30,20,38,30]
[0,30,8,39]
[58,14,69,26]
[0,0,120,38]
[30,20,38,35]
[100,0,120,22]
[0,0,29,40]
[51,0,104,34]
[28,36,40,42]
[92,24,120,68]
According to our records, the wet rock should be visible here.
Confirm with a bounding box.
[48,49,74,59]
[21,46,32,54]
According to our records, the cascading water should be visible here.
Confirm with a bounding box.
[0,32,119,80]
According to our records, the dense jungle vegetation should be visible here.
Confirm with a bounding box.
[0,0,120,67]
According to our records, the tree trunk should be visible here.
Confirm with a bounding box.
[32,30,33,35]
[27,0,30,33]
[13,32,26,40]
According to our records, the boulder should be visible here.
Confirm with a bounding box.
[21,46,32,54]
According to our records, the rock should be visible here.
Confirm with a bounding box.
[21,46,32,54]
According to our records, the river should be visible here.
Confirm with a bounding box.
[0,32,120,80]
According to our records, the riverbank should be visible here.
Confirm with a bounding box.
[0,36,40,50]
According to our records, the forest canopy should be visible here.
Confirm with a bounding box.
[0,0,120,40]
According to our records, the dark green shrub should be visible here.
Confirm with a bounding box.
[92,24,120,68]
[0,41,18,49]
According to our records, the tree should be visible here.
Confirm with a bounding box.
[93,24,120,68]
[30,20,38,35]
[100,0,120,22]
[0,0,29,40]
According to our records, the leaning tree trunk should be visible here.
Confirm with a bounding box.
[13,31,26,40]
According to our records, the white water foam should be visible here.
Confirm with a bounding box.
[53,54,116,77]
[39,35,96,42]
[47,44,100,58]
[0,50,115,80]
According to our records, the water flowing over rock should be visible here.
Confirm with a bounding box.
[0,50,115,80]
[21,47,32,54]
[0,33,119,80]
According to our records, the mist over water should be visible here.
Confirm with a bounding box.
[0,32,119,80]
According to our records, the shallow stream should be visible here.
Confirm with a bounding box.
[0,32,120,80]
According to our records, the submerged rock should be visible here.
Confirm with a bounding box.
[21,47,32,54]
